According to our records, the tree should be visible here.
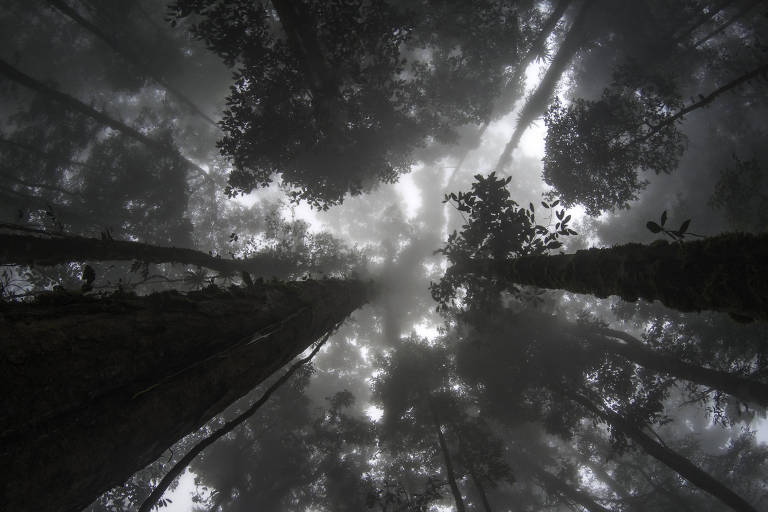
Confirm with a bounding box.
[494,0,598,173]
[0,223,298,279]
[0,277,370,512]
[453,308,763,512]
[543,61,768,215]
[433,173,768,321]
[168,0,525,208]
[0,57,211,180]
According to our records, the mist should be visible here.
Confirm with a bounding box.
[1,1,767,511]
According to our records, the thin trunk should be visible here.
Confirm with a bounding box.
[45,0,218,127]
[498,232,768,321]
[468,466,493,512]
[431,408,466,512]
[585,329,768,406]
[521,457,611,512]
[0,225,296,279]
[495,0,597,173]
[672,0,736,45]
[448,0,572,185]
[0,278,370,512]
[138,327,336,512]
[693,0,763,47]
[634,61,768,145]
[570,392,759,512]
[0,58,211,180]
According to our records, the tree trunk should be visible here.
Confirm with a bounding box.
[522,458,611,512]
[0,225,295,279]
[634,61,768,146]
[570,393,759,512]
[45,0,218,127]
[0,58,211,180]
[693,0,762,47]
[468,466,493,512]
[0,278,370,512]
[431,409,466,512]
[494,0,597,173]
[499,233,768,321]
[585,329,768,406]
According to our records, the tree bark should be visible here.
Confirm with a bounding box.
[0,225,296,279]
[584,329,768,406]
[570,393,759,512]
[0,58,211,180]
[499,233,768,321]
[0,278,370,512]
[45,0,219,127]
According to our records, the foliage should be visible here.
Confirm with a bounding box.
[710,157,768,233]
[543,65,686,215]
[430,172,574,311]
[168,0,526,208]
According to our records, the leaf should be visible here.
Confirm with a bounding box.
[567,229,578,235]
[646,221,662,233]
[551,200,560,207]
[660,210,667,226]
[547,241,563,249]
[678,219,691,235]
[556,210,564,220]
[529,202,534,212]
[541,201,549,208]
[563,215,571,224]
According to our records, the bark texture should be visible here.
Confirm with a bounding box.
[503,233,768,321]
[0,279,370,512]
[0,226,296,278]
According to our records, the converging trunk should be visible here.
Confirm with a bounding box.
[500,233,768,321]
[431,408,466,512]
[584,329,768,406]
[0,224,296,279]
[0,279,370,512]
[570,393,759,512]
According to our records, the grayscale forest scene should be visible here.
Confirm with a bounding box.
[2,0,768,511]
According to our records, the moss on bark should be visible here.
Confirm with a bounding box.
[504,233,768,321]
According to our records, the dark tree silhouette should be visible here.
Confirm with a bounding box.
[0,278,370,512]
[434,173,768,321]
[543,61,768,214]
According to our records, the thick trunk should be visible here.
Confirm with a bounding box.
[138,329,334,512]
[0,58,210,180]
[500,233,768,321]
[0,226,296,279]
[432,410,466,512]
[586,329,768,406]
[495,0,597,173]
[45,0,218,127]
[571,393,758,512]
[0,279,370,512]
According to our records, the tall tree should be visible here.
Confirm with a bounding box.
[494,0,598,173]
[168,0,523,208]
[0,278,370,512]
[433,173,768,321]
[543,61,768,214]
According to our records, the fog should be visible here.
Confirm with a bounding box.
[1,1,767,511]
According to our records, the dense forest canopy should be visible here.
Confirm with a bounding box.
[1,0,767,511]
